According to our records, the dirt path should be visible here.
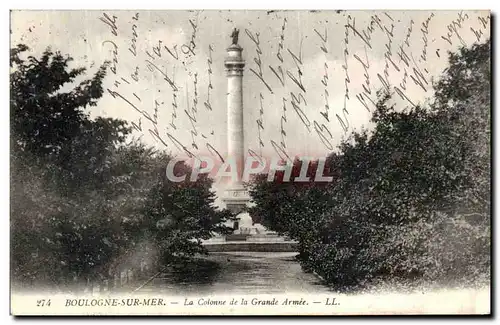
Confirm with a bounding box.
[138,252,333,295]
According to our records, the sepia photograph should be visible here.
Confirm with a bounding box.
[9,8,491,315]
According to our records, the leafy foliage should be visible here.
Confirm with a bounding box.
[10,45,232,289]
[250,40,491,291]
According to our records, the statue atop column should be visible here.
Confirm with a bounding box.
[230,28,239,45]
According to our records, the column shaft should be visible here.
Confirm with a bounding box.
[227,74,244,185]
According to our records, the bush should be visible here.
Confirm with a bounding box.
[250,39,491,291]
[10,45,233,289]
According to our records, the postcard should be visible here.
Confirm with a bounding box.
[10,9,491,315]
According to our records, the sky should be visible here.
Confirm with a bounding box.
[10,9,490,163]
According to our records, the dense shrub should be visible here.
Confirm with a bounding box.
[250,40,491,291]
[10,45,232,288]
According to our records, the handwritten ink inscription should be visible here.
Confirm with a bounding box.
[89,10,491,162]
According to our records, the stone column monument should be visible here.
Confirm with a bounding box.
[222,28,253,233]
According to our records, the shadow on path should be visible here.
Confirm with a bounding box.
[139,252,333,295]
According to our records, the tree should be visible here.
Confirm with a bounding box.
[249,39,491,290]
[248,157,336,267]
[136,158,234,267]
[10,44,129,286]
[10,44,233,290]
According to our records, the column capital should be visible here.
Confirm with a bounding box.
[225,43,245,72]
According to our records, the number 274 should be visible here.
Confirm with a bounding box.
[37,299,51,307]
